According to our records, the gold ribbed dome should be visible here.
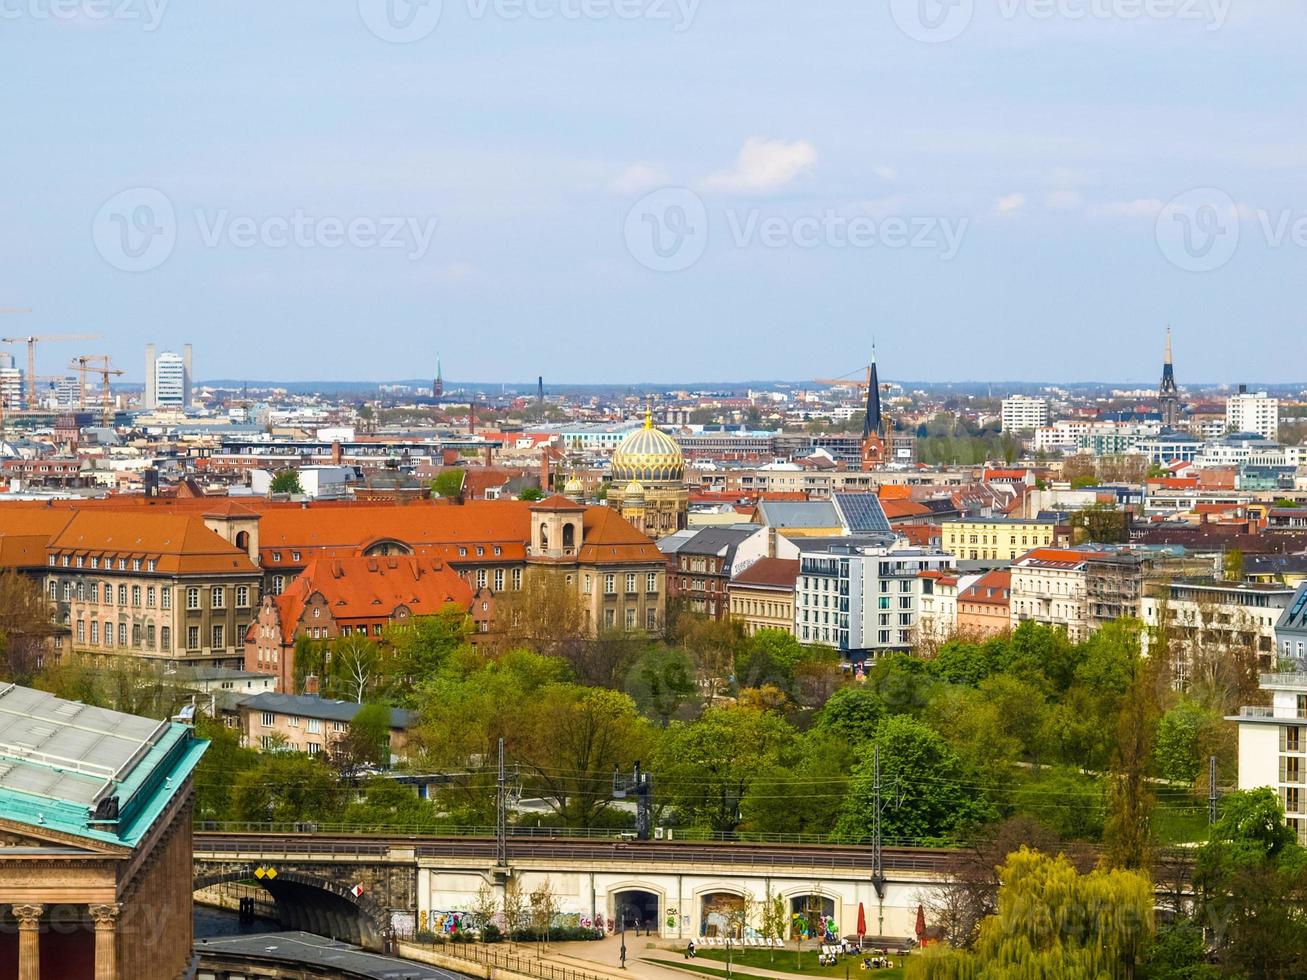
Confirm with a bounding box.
[611,412,684,484]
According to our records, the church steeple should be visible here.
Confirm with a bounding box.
[1158,326,1179,431]
[860,345,886,470]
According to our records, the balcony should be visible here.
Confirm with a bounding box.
[1237,705,1275,718]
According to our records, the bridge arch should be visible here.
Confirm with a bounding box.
[194,867,390,949]
[609,880,666,935]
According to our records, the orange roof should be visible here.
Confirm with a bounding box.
[47,512,259,576]
[881,499,932,520]
[275,555,473,636]
[0,534,52,569]
[877,484,913,501]
[960,569,1011,604]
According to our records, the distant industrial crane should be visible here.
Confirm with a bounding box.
[1,331,102,410]
[69,356,124,426]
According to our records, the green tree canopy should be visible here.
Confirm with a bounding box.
[431,469,465,498]
[269,469,303,495]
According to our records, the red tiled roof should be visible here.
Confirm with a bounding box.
[731,558,799,590]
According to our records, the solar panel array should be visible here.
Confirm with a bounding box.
[834,493,892,534]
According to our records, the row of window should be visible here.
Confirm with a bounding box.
[73,620,241,651]
[51,554,157,572]
[54,581,253,610]
[584,572,658,596]
[600,606,659,631]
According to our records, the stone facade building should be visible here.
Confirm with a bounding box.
[728,557,799,636]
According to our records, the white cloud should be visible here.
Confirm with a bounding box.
[994,193,1027,214]
[1089,198,1164,219]
[610,163,670,195]
[702,138,817,195]
[1044,190,1083,211]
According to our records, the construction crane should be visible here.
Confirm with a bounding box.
[813,362,874,393]
[1,332,101,410]
[70,356,124,426]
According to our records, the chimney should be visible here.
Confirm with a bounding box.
[540,447,550,494]
[331,440,343,465]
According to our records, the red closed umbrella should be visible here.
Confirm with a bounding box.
[914,904,927,944]
[856,903,866,941]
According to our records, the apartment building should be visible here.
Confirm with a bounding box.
[957,569,1012,637]
[795,542,955,661]
[238,692,416,760]
[1275,584,1307,662]
[728,557,799,636]
[660,524,775,620]
[940,516,1058,562]
[1141,580,1296,685]
[1231,672,1307,844]
[1009,548,1150,642]
[916,570,960,646]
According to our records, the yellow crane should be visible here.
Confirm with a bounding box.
[1,331,102,410]
[69,356,124,426]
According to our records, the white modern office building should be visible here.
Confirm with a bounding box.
[1226,387,1279,441]
[795,541,955,662]
[0,352,22,412]
[1001,395,1050,433]
[144,343,193,410]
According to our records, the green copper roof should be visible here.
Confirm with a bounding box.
[0,684,207,847]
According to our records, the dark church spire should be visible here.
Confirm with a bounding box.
[863,346,883,439]
[1158,326,1179,430]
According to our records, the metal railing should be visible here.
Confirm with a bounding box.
[413,938,613,980]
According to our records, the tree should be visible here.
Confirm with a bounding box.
[837,715,992,845]
[1222,547,1245,582]
[625,644,698,726]
[341,776,440,829]
[1102,626,1163,872]
[528,877,559,956]
[490,569,588,658]
[470,882,500,941]
[334,634,386,703]
[1194,788,1307,978]
[1155,698,1221,785]
[0,569,57,683]
[330,702,393,774]
[518,487,546,502]
[386,607,474,696]
[192,715,260,825]
[672,612,745,704]
[231,753,341,825]
[759,883,787,962]
[656,704,795,832]
[1070,501,1128,544]
[502,877,527,946]
[741,732,851,837]
[909,848,1154,979]
[269,469,303,495]
[431,469,465,499]
[812,685,885,743]
[518,685,650,827]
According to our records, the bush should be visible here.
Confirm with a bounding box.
[510,927,603,942]
[481,923,503,943]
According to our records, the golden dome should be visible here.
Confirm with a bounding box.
[612,412,684,484]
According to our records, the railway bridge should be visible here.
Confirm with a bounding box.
[193,832,1196,954]
[192,833,959,951]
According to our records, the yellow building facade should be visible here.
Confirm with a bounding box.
[941,517,1057,562]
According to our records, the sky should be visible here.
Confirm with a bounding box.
[2,0,1305,386]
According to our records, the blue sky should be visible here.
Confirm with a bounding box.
[2,0,1305,385]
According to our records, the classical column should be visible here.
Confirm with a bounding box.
[11,904,44,980]
[89,903,121,980]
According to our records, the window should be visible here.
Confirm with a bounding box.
[117,623,127,646]
[90,583,99,602]
[90,621,98,643]
[261,712,275,727]
[187,626,200,650]
[132,558,141,571]
[161,587,171,610]
[76,582,85,601]
[75,556,83,568]
[260,735,275,750]
[476,569,487,589]
[132,585,141,607]
[212,586,225,609]
[493,569,504,591]
[147,559,156,572]
[212,624,225,649]
[236,586,250,607]
[604,574,616,595]
[476,546,484,557]
[272,552,281,562]
[512,569,522,590]
[132,624,142,647]
[583,574,592,595]
[291,551,301,562]
[626,573,637,593]
[307,718,322,734]
[307,743,321,756]
[647,573,658,592]
[272,576,285,596]
[288,715,300,728]
[186,587,200,610]
[117,585,127,605]
[47,581,56,600]
[76,620,85,642]
[147,624,156,647]
[604,608,616,628]
[625,607,637,629]
[646,607,658,631]
[147,586,156,607]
